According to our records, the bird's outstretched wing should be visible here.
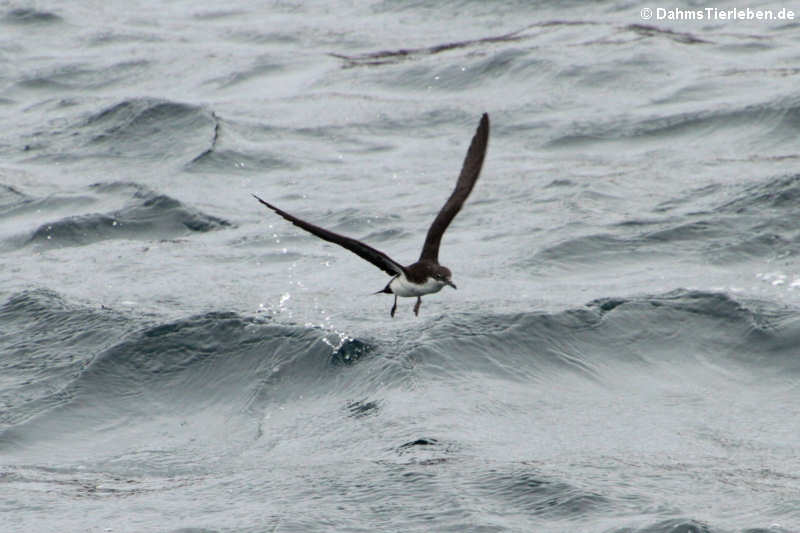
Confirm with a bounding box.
[419,113,489,263]
[252,194,406,277]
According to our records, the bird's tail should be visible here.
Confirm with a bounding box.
[374,281,393,295]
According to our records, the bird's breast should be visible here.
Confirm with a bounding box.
[389,274,445,297]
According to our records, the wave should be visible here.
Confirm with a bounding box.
[0,289,134,429]
[717,173,800,213]
[474,467,610,517]
[532,173,800,266]
[184,113,296,173]
[546,98,800,150]
[20,98,216,163]
[14,60,151,92]
[85,98,216,159]
[19,181,230,248]
[609,518,795,533]
[402,289,800,388]
[2,288,798,442]
[531,222,727,266]
[2,8,62,25]
[0,289,366,445]
[612,518,712,533]
[1,288,798,528]
[0,183,29,212]
[186,147,292,173]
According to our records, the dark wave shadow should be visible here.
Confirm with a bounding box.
[530,173,800,267]
[0,289,135,430]
[0,183,30,213]
[2,8,62,25]
[23,181,230,248]
[13,60,150,92]
[85,99,215,159]
[20,97,216,163]
[474,466,610,518]
[612,518,713,533]
[402,289,800,383]
[0,289,377,451]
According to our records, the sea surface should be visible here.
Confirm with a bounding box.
[2,1,800,532]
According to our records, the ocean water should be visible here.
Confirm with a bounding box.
[2,1,800,532]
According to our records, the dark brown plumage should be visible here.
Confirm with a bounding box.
[251,194,406,277]
[253,113,490,316]
[419,113,489,263]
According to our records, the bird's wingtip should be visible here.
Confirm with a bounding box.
[252,193,270,208]
[478,112,490,131]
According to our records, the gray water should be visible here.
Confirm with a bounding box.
[2,1,800,532]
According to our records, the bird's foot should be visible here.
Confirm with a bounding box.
[413,297,421,316]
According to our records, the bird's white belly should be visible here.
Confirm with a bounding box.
[389,274,445,297]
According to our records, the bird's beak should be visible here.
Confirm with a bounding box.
[447,280,457,290]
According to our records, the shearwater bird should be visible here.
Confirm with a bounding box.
[253,113,489,317]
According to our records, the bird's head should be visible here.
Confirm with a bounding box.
[432,265,456,290]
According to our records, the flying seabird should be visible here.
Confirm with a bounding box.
[253,113,489,317]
